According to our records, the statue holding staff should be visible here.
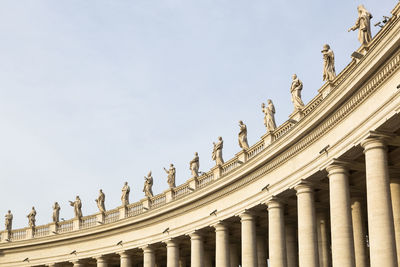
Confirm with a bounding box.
[261,100,277,132]
[212,137,224,166]
[322,44,336,82]
[52,202,60,223]
[190,152,200,178]
[69,196,82,219]
[164,164,176,189]
[27,207,36,228]
[238,121,249,150]
[348,5,373,46]
[121,182,130,206]
[96,189,106,213]
[143,171,154,198]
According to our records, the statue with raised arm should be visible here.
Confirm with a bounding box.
[69,196,82,219]
[348,5,373,46]
[290,75,305,111]
[5,210,13,238]
[96,189,106,213]
[322,44,336,82]
[121,182,130,206]
[238,121,250,150]
[190,152,200,178]
[164,164,176,189]
[27,207,36,228]
[52,202,60,223]
[262,100,277,132]
[212,136,224,166]
[143,171,154,198]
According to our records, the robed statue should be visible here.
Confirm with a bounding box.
[27,207,36,228]
[212,137,224,166]
[96,189,106,213]
[121,182,130,206]
[190,152,200,178]
[238,121,249,150]
[5,210,13,239]
[322,44,336,82]
[143,171,154,198]
[52,202,60,223]
[164,164,176,189]
[348,5,373,46]
[69,196,82,220]
[261,100,277,132]
[290,75,305,111]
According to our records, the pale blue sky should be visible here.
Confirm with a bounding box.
[0,0,396,228]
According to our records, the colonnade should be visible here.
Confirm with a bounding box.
[43,136,400,267]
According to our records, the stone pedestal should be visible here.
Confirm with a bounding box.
[119,206,127,220]
[318,82,334,99]
[212,165,223,180]
[165,189,174,203]
[289,109,304,122]
[72,218,80,231]
[49,222,58,235]
[236,150,248,164]
[262,132,274,147]
[96,212,105,225]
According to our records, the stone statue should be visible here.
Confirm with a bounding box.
[52,202,60,223]
[5,210,13,237]
[321,44,336,82]
[143,171,154,198]
[121,182,130,206]
[290,75,305,111]
[212,137,224,166]
[238,121,250,150]
[348,5,373,46]
[262,100,277,132]
[27,207,36,228]
[69,196,82,220]
[164,164,176,189]
[190,152,200,178]
[96,189,106,213]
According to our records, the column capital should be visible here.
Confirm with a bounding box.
[361,135,389,153]
[118,250,132,258]
[212,221,229,232]
[188,231,203,240]
[266,197,285,210]
[94,255,108,263]
[294,180,314,195]
[238,210,256,222]
[164,238,179,247]
[326,160,350,175]
[141,245,155,253]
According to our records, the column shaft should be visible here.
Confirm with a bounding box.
[257,233,267,267]
[240,212,258,267]
[143,246,156,267]
[362,138,397,267]
[215,223,230,267]
[190,232,204,267]
[120,251,132,267]
[327,165,355,267]
[390,177,400,263]
[285,222,298,267]
[316,211,330,267]
[267,199,287,267]
[96,256,108,267]
[295,183,319,267]
[230,243,240,267]
[351,197,367,267]
[166,240,179,267]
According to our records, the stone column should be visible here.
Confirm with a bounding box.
[47,264,60,267]
[96,256,108,267]
[72,260,84,267]
[204,250,213,267]
[257,232,267,267]
[361,137,397,267]
[230,243,240,267]
[179,257,187,267]
[267,199,287,267]
[215,222,230,267]
[120,251,132,267]
[166,240,179,267]
[390,177,400,263]
[143,246,156,267]
[239,211,258,267]
[316,211,330,267]
[326,164,355,267]
[190,232,204,267]
[294,182,319,267]
[285,221,298,267]
[351,196,367,267]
